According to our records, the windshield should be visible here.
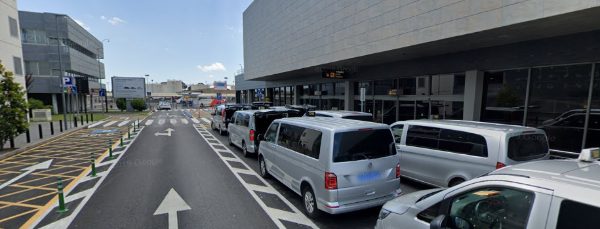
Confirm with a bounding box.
[508,134,549,161]
[332,129,395,162]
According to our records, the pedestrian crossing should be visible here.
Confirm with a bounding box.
[89,118,199,128]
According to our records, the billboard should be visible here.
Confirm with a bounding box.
[75,77,89,94]
[112,76,146,98]
[214,81,227,90]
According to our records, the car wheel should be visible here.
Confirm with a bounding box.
[449,178,465,187]
[228,135,233,146]
[242,142,250,157]
[211,122,215,130]
[302,187,321,218]
[258,156,270,178]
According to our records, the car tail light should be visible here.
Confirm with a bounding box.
[496,162,506,169]
[396,163,401,178]
[249,129,255,142]
[325,172,337,190]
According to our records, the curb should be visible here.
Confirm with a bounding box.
[0,117,111,161]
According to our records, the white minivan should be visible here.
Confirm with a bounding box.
[390,120,550,187]
[258,117,402,218]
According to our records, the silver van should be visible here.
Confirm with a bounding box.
[390,120,550,187]
[305,110,373,121]
[258,117,402,217]
[228,109,303,157]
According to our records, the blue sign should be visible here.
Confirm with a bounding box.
[63,76,73,85]
[216,93,222,100]
[99,89,106,96]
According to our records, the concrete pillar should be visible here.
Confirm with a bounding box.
[294,85,301,105]
[51,94,59,114]
[463,70,484,121]
[345,81,353,111]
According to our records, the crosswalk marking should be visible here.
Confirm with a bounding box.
[88,121,106,128]
[181,119,189,125]
[145,119,154,125]
[170,119,177,125]
[191,118,200,124]
[117,121,130,127]
[158,119,166,125]
[103,121,118,127]
[201,118,211,124]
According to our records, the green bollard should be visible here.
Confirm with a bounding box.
[120,136,124,147]
[56,178,68,213]
[137,118,140,128]
[109,139,114,159]
[128,128,131,139]
[90,152,97,177]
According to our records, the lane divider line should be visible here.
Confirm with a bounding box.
[193,124,318,229]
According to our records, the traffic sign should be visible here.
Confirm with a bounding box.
[360,88,366,102]
[63,76,73,85]
[99,89,106,97]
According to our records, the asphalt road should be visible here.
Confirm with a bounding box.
[203,116,433,229]
[70,111,277,229]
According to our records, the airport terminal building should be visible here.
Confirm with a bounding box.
[239,0,600,155]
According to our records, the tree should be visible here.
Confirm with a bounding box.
[28,98,46,109]
[0,63,29,150]
[131,98,147,111]
[116,98,126,111]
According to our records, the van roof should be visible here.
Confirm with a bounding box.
[314,110,372,117]
[276,117,388,132]
[490,160,600,205]
[396,120,540,134]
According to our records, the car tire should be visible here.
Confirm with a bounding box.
[211,122,215,130]
[258,156,270,178]
[302,187,321,219]
[242,142,250,157]
[228,135,234,146]
[449,178,465,187]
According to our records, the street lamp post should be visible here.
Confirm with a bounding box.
[97,39,110,113]
[145,74,150,110]
[55,15,68,130]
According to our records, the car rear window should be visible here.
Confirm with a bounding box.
[508,134,549,161]
[343,115,373,122]
[332,129,395,162]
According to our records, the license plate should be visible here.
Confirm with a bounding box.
[358,171,380,182]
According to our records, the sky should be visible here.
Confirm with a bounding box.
[19,0,253,88]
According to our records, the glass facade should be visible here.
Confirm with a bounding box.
[482,70,528,125]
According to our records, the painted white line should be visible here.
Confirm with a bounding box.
[117,121,130,127]
[181,119,189,125]
[193,126,318,229]
[32,126,146,229]
[201,118,211,124]
[158,119,166,125]
[153,188,191,229]
[103,121,118,127]
[0,160,52,190]
[191,118,200,124]
[145,119,154,126]
[170,119,177,125]
[87,121,106,128]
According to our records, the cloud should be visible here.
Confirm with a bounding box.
[101,16,126,25]
[197,62,226,72]
[74,19,90,31]
[208,75,214,78]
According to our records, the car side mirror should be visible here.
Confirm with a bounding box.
[430,215,447,229]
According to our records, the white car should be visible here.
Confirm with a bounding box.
[376,148,600,229]
[158,102,172,110]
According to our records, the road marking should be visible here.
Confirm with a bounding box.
[155,128,175,137]
[170,119,177,125]
[87,121,106,128]
[181,119,189,125]
[103,121,118,127]
[158,119,166,125]
[153,188,191,229]
[117,121,130,127]
[191,118,200,124]
[0,160,52,190]
[145,119,154,126]
[193,126,318,229]
[201,118,211,124]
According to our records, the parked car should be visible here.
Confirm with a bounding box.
[158,101,172,110]
[538,109,600,153]
[258,117,402,217]
[211,104,244,135]
[390,120,549,187]
[304,110,373,121]
[228,109,303,157]
[376,148,600,229]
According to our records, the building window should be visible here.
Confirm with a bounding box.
[22,29,49,44]
[481,69,529,125]
[585,63,599,150]
[431,74,465,95]
[13,57,23,75]
[8,17,18,38]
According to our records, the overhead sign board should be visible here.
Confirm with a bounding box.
[322,69,346,79]
[112,76,146,99]
[214,81,227,91]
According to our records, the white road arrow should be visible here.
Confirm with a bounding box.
[154,188,191,229]
[0,159,53,190]
[154,128,175,137]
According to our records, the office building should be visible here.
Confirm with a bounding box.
[0,0,25,89]
[241,1,600,155]
[19,11,105,114]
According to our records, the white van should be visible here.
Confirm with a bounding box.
[390,120,550,187]
[258,117,402,217]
